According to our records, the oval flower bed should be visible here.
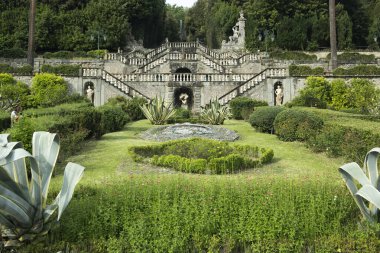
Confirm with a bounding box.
[129,138,274,174]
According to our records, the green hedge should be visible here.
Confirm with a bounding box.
[0,64,33,75]
[333,65,380,76]
[0,48,27,58]
[249,106,286,133]
[129,138,274,174]
[41,64,81,76]
[307,123,380,164]
[270,51,317,61]
[274,109,324,142]
[8,103,128,159]
[106,96,147,121]
[230,97,268,120]
[327,52,376,63]
[42,51,88,59]
[289,65,324,76]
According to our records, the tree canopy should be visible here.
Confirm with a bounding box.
[0,0,378,52]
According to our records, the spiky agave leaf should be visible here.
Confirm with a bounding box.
[201,99,231,125]
[0,132,85,247]
[140,96,175,125]
[339,147,380,223]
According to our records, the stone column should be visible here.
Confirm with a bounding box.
[238,10,246,48]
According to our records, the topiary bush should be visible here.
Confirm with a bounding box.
[97,105,130,135]
[249,106,285,133]
[129,138,274,174]
[289,65,325,76]
[229,97,268,120]
[274,109,324,142]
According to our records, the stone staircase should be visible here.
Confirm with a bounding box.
[82,68,150,100]
[104,42,260,73]
[217,68,287,105]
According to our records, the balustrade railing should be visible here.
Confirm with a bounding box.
[217,68,287,105]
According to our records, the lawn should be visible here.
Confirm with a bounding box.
[23,120,378,253]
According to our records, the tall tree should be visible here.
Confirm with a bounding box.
[329,0,337,70]
[27,0,36,68]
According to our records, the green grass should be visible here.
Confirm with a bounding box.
[20,119,378,253]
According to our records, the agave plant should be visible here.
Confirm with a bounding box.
[140,96,175,125]
[201,99,231,125]
[0,131,84,247]
[339,147,380,223]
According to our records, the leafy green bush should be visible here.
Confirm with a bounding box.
[7,117,36,152]
[249,106,285,133]
[0,48,27,58]
[270,51,317,61]
[288,76,331,108]
[289,65,324,76]
[107,96,147,121]
[129,138,273,174]
[41,64,80,76]
[23,102,92,117]
[22,175,374,253]
[0,64,33,75]
[87,50,107,59]
[42,51,88,59]
[307,124,380,164]
[327,52,376,63]
[333,65,380,76]
[0,73,30,110]
[274,109,324,142]
[229,97,268,120]
[97,105,130,135]
[30,73,69,107]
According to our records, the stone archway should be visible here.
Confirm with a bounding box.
[274,81,283,106]
[173,87,194,110]
[84,81,95,104]
[175,67,192,73]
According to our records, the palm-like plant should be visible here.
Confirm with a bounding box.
[201,99,231,125]
[140,96,175,125]
[339,148,380,223]
[0,132,84,247]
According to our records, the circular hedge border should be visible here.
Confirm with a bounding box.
[129,138,274,174]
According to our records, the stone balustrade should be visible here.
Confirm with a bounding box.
[146,45,168,59]
[168,42,198,48]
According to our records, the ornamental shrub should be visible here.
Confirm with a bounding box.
[333,65,380,76]
[327,52,376,64]
[270,51,317,61]
[0,110,10,131]
[97,105,130,135]
[248,106,285,133]
[129,138,274,174]
[0,73,30,110]
[274,109,324,142]
[30,73,69,107]
[289,65,324,76]
[229,97,268,120]
[41,64,80,76]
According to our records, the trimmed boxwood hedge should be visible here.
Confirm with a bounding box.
[249,106,286,133]
[274,109,324,142]
[0,64,33,75]
[230,97,268,120]
[333,65,380,76]
[289,65,324,76]
[41,64,81,76]
[129,138,274,174]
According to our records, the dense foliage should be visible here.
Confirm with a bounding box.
[289,65,325,76]
[1,0,378,52]
[229,97,268,120]
[41,64,81,76]
[248,106,285,133]
[30,73,69,107]
[129,138,274,174]
[106,96,146,121]
[19,174,380,253]
[274,109,324,142]
[0,0,186,52]
[0,64,33,75]
[290,77,380,113]
[0,73,30,110]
